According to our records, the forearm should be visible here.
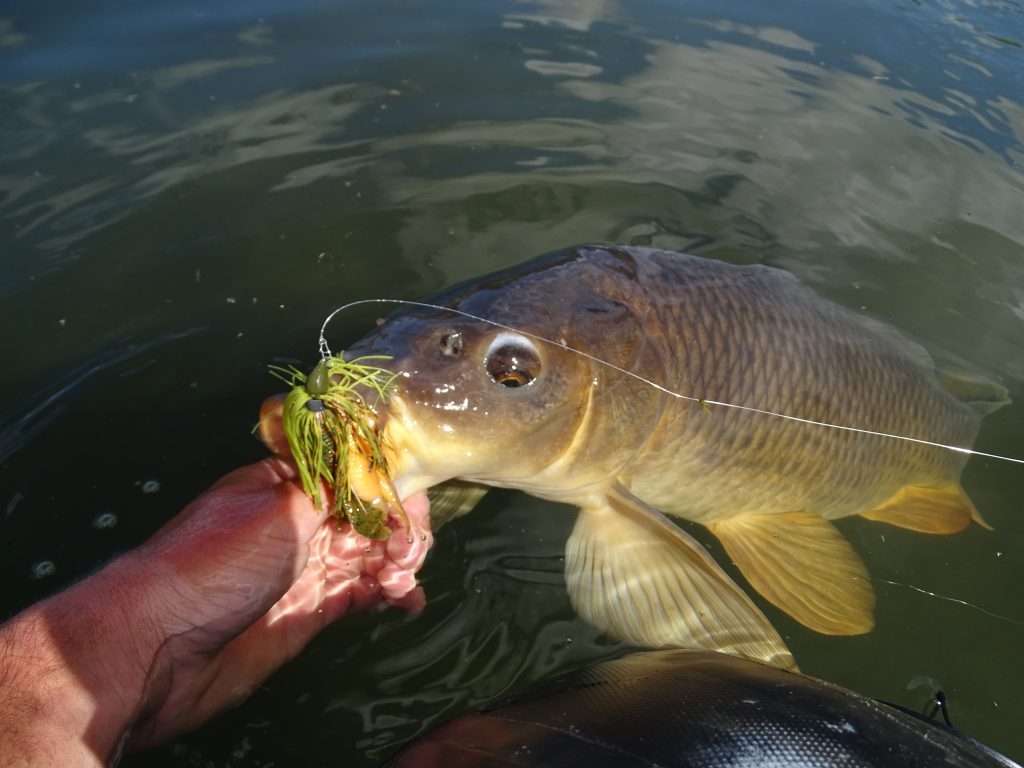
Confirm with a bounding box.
[0,557,166,766]
[0,616,86,766]
[0,460,431,765]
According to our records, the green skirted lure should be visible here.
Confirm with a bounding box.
[269,355,400,539]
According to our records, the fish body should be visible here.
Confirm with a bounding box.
[349,245,1004,667]
[618,252,976,526]
[392,650,1022,768]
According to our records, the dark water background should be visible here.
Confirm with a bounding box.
[2,0,1023,764]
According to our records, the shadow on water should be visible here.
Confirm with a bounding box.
[1,0,1024,764]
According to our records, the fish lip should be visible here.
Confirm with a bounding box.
[348,376,396,427]
[375,394,449,500]
[343,349,408,417]
[377,390,411,443]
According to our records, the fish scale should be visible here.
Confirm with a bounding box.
[618,249,977,523]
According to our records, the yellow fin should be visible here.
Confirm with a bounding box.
[565,484,796,671]
[427,480,489,529]
[709,512,875,636]
[860,483,990,533]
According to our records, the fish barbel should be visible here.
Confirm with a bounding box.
[340,245,1007,669]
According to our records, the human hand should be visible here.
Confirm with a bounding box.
[0,407,431,765]
[123,457,432,748]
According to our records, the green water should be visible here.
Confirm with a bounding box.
[2,1,1023,764]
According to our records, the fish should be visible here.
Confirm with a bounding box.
[330,245,1008,669]
[392,649,1022,767]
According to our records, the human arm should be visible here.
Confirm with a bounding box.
[0,458,431,766]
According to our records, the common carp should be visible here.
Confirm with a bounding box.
[290,245,1008,669]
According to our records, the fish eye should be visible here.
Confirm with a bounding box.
[439,331,463,358]
[484,333,541,388]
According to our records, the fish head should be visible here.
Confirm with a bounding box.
[350,307,597,499]
[346,249,665,500]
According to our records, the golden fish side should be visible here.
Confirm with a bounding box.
[616,249,979,525]
[556,247,1001,636]
[347,245,1006,669]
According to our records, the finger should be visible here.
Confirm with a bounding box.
[258,394,289,457]
[186,552,385,721]
[399,491,432,528]
[168,500,430,734]
[378,530,430,601]
[206,459,328,548]
[350,574,385,612]
[377,562,421,602]
[135,461,330,644]
[388,585,426,614]
[145,457,305,545]
[386,492,433,571]
[373,492,431,601]
[177,530,367,725]
[208,456,298,493]
[328,520,388,578]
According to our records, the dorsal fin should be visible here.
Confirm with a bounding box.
[852,313,1010,417]
[850,312,935,371]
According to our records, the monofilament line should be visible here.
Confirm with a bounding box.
[319,298,1024,466]
[877,579,1024,626]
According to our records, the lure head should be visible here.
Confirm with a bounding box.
[305,359,332,397]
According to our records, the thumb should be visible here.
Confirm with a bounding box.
[136,460,330,645]
[208,457,330,550]
[258,394,290,458]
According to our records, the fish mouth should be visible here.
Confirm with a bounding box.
[296,350,459,503]
[333,362,437,502]
[376,393,454,500]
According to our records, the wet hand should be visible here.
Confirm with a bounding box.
[0,458,431,766]
[123,458,432,747]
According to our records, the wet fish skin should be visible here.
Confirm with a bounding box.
[605,246,980,525]
[346,245,1000,666]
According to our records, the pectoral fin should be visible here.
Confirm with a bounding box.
[709,512,875,636]
[427,480,489,529]
[860,482,990,533]
[565,483,796,671]
[938,369,1010,417]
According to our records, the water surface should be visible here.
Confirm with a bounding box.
[2,0,1023,764]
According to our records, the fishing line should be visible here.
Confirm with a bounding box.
[876,578,1024,627]
[319,298,1024,466]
